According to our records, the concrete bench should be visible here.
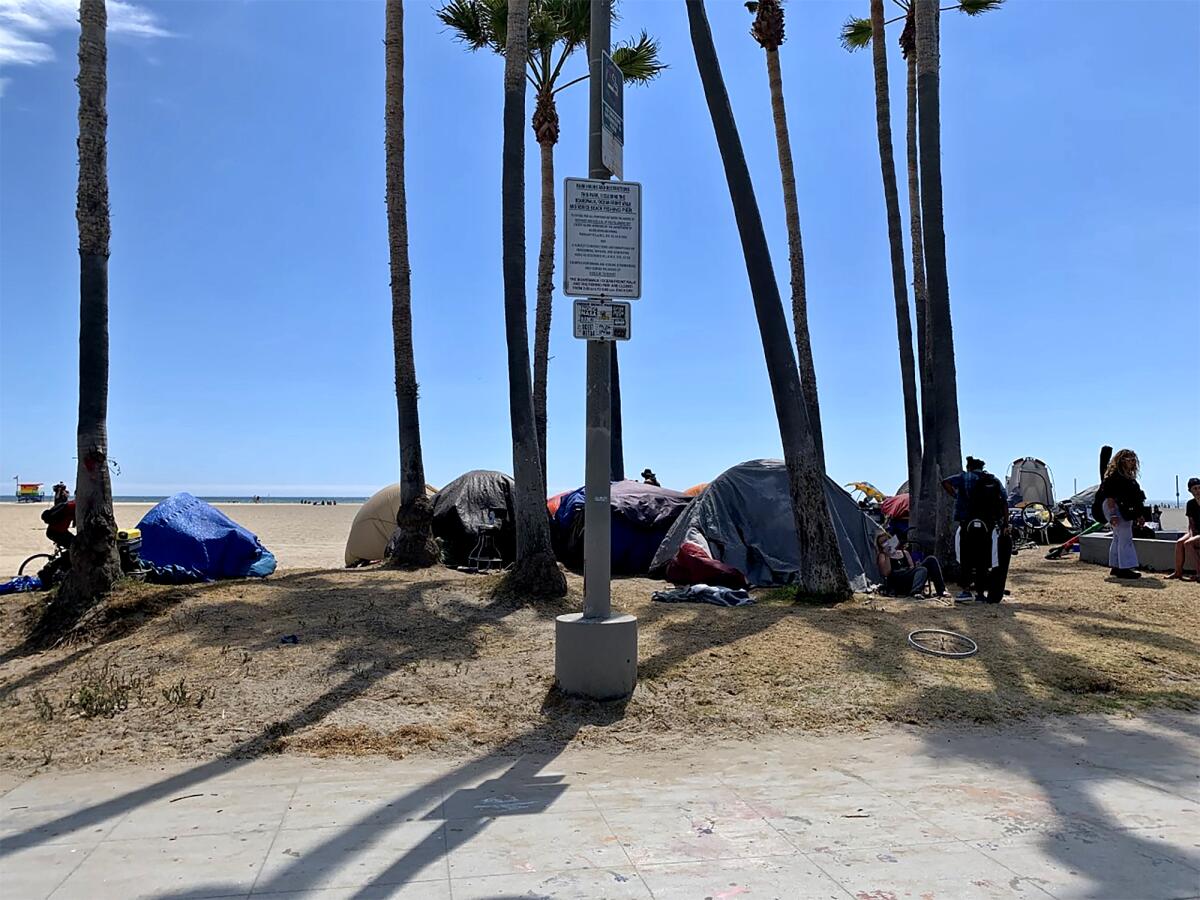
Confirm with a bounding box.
[1079,533,1195,573]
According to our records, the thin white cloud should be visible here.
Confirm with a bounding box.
[0,0,169,73]
[0,76,11,95]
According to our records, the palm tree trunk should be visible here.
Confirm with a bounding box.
[869,0,921,498]
[501,0,566,597]
[610,343,623,480]
[46,0,122,632]
[686,0,849,599]
[385,0,438,568]
[912,0,963,564]
[763,47,825,471]
[533,136,555,499]
[905,27,928,501]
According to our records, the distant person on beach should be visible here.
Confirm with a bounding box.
[943,456,1009,603]
[1167,477,1200,581]
[1097,448,1149,579]
[41,484,75,550]
[641,469,660,487]
[875,531,946,597]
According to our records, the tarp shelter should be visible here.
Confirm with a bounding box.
[552,480,692,575]
[880,493,910,520]
[650,459,883,591]
[433,470,516,566]
[1007,457,1055,508]
[344,483,437,566]
[138,492,276,579]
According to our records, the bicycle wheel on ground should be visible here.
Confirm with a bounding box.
[18,553,52,577]
[908,629,978,659]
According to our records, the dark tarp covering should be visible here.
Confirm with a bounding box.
[432,470,516,565]
[649,459,883,591]
[137,493,276,579]
[552,480,692,575]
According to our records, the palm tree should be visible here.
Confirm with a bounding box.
[686,0,850,600]
[437,0,663,494]
[745,0,826,470]
[384,0,439,568]
[841,0,1002,525]
[866,0,922,496]
[499,0,567,597]
[910,0,962,561]
[50,0,122,626]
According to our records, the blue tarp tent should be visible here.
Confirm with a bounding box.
[138,493,277,579]
[552,480,691,575]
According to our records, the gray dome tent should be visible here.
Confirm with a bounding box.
[1007,457,1055,508]
[650,459,884,592]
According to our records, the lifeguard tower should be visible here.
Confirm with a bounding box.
[15,482,45,503]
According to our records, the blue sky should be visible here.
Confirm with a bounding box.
[1,0,1197,502]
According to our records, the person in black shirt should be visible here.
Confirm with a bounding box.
[874,531,946,597]
[1167,477,1200,581]
[1098,448,1150,579]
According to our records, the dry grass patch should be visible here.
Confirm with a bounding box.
[0,554,1195,770]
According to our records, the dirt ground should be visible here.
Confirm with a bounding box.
[0,552,1196,772]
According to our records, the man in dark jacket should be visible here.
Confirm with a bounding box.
[943,457,1009,603]
[42,484,76,551]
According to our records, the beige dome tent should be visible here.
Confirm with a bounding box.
[344,483,437,566]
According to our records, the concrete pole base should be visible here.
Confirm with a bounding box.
[554,613,638,701]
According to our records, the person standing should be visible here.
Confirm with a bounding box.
[641,468,661,487]
[1167,477,1200,581]
[943,456,1008,603]
[1098,448,1149,579]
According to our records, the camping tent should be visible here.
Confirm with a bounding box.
[345,483,439,566]
[650,459,883,591]
[138,492,276,579]
[432,470,516,565]
[1007,457,1055,508]
[552,480,692,575]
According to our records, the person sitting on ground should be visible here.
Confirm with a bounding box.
[875,531,946,597]
[641,468,661,487]
[943,456,1009,603]
[41,485,76,551]
[1167,477,1200,581]
[1098,448,1149,580]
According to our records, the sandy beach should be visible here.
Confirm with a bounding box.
[0,502,361,576]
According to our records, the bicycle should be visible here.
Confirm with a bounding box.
[18,542,68,578]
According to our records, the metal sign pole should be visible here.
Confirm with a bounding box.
[583,0,612,621]
[553,0,637,701]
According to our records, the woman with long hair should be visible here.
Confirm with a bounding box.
[1099,449,1149,579]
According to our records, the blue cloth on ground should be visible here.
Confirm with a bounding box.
[0,575,42,595]
[137,493,277,579]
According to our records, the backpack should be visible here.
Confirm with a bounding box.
[965,473,1005,525]
[1091,487,1108,526]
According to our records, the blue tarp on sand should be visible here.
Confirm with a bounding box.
[138,493,276,579]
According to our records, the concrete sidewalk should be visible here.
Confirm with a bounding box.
[1,713,1196,899]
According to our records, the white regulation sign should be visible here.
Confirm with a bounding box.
[573,299,630,342]
[563,178,641,299]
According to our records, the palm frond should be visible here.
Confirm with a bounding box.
[482,0,509,52]
[839,15,873,52]
[956,0,1005,14]
[436,0,495,51]
[610,31,666,85]
[529,7,559,54]
[541,0,590,47]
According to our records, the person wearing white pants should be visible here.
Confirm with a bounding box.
[1098,449,1147,580]
[1103,497,1139,575]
